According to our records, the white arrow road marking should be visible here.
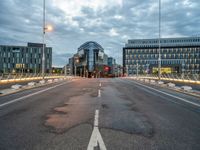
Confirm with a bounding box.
[87,110,107,150]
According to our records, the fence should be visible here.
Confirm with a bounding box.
[129,73,200,84]
[0,73,71,83]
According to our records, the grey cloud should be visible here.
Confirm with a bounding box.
[1,0,200,66]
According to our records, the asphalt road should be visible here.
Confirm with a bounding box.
[0,78,200,150]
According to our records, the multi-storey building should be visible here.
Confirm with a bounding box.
[123,37,200,75]
[108,57,116,74]
[0,43,52,73]
[69,41,109,77]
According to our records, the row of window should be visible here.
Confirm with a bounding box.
[126,64,199,69]
[125,54,199,59]
[125,48,200,54]
[0,52,51,58]
[125,59,199,65]
[0,47,52,54]
[1,63,51,69]
[0,58,51,64]
[129,38,200,44]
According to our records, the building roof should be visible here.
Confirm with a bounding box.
[78,41,104,52]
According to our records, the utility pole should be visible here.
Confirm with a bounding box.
[158,0,161,80]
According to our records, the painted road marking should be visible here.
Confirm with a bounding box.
[87,110,107,150]
[129,79,200,107]
[98,89,101,98]
[0,81,71,108]
[99,82,102,87]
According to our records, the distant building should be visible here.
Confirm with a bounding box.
[69,41,109,77]
[123,37,200,75]
[52,67,63,74]
[108,57,116,74]
[0,43,52,74]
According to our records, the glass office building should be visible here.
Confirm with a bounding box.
[123,37,200,75]
[0,43,52,73]
[70,41,108,77]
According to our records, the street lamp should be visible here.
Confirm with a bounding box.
[42,0,53,79]
[158,0,162,80]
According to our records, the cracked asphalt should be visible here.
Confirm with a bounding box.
[0,78,200,150]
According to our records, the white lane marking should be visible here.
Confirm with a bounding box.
[0,81,70,108]
[87,110,107,150]
[99,82,101,87]
[98,89,101,97]
[94,109,99,127]
[129,80,200,107]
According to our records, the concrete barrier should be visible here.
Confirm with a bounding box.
[150,80,156,84]
[158,81,164,85]
[54,79,59,82]
[39,80,46,84]
[181,86,192,91]
[11,84,22,90]
[27,82,36,86]
[167,83,176,88]
[47,79,53,83]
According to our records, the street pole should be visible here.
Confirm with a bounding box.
[158,0,161,80]
[136,63,138,77]
[117,67,119,77]
[74,64,76,77]
[42,0,46,79]
[65,64,67,77]
[181,60,185,79]
[84,65,86,78]
[126,66,128,77]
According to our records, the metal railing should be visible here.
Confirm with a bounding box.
[129,73,200,84]
[0,73,72,83]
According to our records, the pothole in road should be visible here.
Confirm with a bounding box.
[99,86,154,138]
[45,93,98,133]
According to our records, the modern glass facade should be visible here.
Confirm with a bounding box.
[0,43,52,73]
[70,41,108,77]
[123,37,200,75]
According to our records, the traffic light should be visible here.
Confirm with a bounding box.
[104,66,109,72]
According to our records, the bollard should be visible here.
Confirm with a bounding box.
[11,84,22,90]
[39,80,46,84]
[27,82,36,86]
[167,83,176,88]
[181,86,192,92]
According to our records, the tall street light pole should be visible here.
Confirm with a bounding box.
[158,0,161,80]
[42,0,46,79]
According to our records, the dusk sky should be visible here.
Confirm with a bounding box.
[0,0,199,67]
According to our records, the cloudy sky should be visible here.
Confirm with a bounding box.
[0,0,199,66]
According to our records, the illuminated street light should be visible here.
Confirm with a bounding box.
[45,24,53,32]
[42,0,53,79]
